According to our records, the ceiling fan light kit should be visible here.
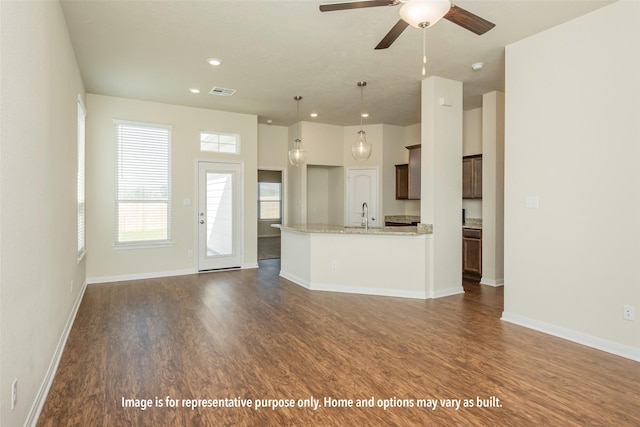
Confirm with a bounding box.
[319,0,495,49]
[399,0,451,29]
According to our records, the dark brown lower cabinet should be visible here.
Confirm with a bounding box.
[463,228,482,278]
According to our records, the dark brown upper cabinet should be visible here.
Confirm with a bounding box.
[463,154,482,199]
[395,144,421,200]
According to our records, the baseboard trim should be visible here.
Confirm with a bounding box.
[480,277,504,287]
[312,282,428,300]
[279,271,428,299]
[26,279,88,427]
[501,311,640,362]
[430,286,465,299]
[279,271,311,289]
[87,269,196,284]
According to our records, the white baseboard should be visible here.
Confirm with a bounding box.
[26,280,88,427]
[280,270,429,299]
[87,268,196,284]
[501,311,640,362]
[279,270,311,289]
[312,282,428,300]
[431,286,465,299]
[480,277,504,287]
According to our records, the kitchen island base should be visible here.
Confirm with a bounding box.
[279,225,463,300]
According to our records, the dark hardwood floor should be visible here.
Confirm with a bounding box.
[38,260,640,426]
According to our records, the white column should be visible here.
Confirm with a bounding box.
[481,91,505,286]
[421,76,464,297]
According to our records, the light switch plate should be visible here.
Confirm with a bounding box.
[525,196,539,209]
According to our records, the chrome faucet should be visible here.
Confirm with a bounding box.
[361,202,369,231]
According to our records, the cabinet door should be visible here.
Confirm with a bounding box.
[408,145,421,200]
[462,157,473,198]
[462,228,482,277]
[463,155,482,199]
[395,164,408,200]
[472,156,482,198]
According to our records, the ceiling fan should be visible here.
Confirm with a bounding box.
[319,0,495,49]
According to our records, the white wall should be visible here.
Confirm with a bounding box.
[258,123,288,169]
[503,0,640,359]
[463,108,482,156]
[257,125,288,236]
[307,166,330,224]
[0,2,87,425]
[481,92,505,286]
[86,95,258,281]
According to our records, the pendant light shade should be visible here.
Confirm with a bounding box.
[352,130,372,160]
[288,96,306,167]
[352,81,372,161]
[399,0,451,29]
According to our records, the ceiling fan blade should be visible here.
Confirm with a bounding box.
[444,5,495,35]
[375,19,409,50]
[320,1,395,13]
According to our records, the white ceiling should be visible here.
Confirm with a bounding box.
[61,0,613,127]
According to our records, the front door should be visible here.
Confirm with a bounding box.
[346,168,378,227]
[198,161,242,271]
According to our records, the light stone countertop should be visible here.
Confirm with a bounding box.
[463,218,482,230]
[384,215,421,224]
[280,223,433,236]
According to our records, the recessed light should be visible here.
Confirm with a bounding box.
[189,88,201,94]
[207,58,222,66]
[471,62,484,71]
[361,113,369,118]
[310,113,318,118]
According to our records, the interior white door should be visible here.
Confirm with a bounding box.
[198,161,242,271]
[347,168,378,227]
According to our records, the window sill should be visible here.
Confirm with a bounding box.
[113,241,174,250]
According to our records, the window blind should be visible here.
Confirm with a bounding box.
[115,121,172,245]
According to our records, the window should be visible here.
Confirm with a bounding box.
[115,121,172,246]
[77,97,86,259]
[200,131,240,154]
[258,182,282,221]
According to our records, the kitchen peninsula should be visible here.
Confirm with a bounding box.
[279,224,437,299]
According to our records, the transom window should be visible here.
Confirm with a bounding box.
[200,131,240,154]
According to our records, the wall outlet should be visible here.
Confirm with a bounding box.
[70,280,74,293]
[11,379,17,410]
[187,250,193,258]
[623,305,635,321]
[330,260,338,270]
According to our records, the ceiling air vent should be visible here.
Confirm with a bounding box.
[209,87,236,97]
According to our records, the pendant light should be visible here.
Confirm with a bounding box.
[352,81,372,161]
[288,95,306,167]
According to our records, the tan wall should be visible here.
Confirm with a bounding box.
[0,2,87,425]
[86,95,258,280]
[503,0,640,356]
[463,108,483,156]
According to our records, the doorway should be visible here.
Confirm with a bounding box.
[257,169,283,260]
[346,167,379,227]
[197,161,242,271]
